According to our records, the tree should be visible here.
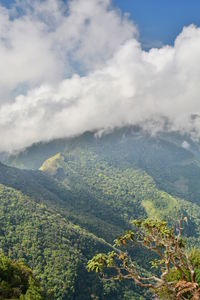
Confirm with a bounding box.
[0,253,45,299]
[88,218,200,299]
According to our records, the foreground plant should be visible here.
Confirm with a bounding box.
[0,253,45,299]
[88,218,200,299]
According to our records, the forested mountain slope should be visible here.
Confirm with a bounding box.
[2,127,200,298]
[39,149,200,241]
[5,127,200,205]
[0,162,148,299]
[0,182,111,299]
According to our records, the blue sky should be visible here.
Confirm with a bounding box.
[113,0,200,48]
[2,0,200,48]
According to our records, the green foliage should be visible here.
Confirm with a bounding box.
[190,249,200,286]
[7,128,200,205]
[40,149,180,222]
[40,148,200,240]
[0,162,144,299]
[88,218,200,300]
[0,253,44,299]
[0,182,115,299]
[2,128,200,299]
[36,148,200,267]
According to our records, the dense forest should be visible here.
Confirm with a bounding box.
[1,128,200,299]
[0,253,45,299]
[0,163,144,298]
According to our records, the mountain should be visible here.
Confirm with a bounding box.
[39,147,200,239]
[0,161,149,299]
[2,127,200,299]
[5,127,200,207]
[0,167,106,299]
[5,126,200,213]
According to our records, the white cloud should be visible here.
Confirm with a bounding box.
[0,0,135,100]
[0,0,200,152]
[182,141,190,150]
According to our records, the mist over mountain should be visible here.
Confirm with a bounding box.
[2,127,200,298]
[1,1,200,299]
[4,126,200,206]
[0,0,200,152]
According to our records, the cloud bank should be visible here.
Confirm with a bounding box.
[0,0,200,152]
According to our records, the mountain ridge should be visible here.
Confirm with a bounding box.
[1,128,200,298]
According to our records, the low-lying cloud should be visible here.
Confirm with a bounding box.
[0,0,200,152]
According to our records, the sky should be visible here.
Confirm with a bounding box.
[114,0,200,48]
[2,0,200,48]
[0,0,200,152]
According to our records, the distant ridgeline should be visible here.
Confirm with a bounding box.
[1,127,200,299]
